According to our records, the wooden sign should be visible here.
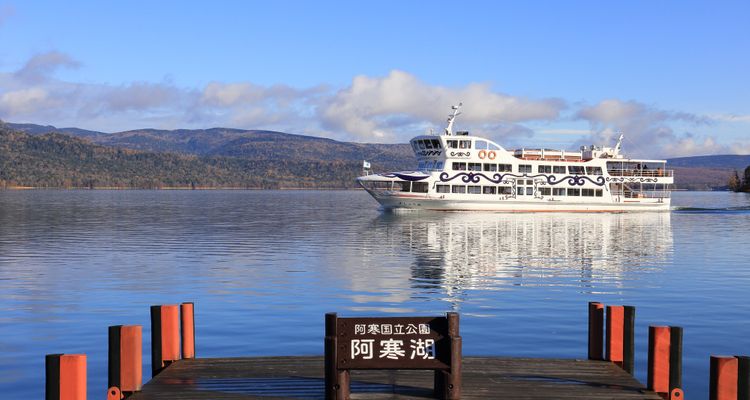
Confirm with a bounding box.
[336,316,449,370]
[325,312,461,400]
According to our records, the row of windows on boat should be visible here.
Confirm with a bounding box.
[433,162,603,175]
[436,185,603,197]
[411,139,502,151]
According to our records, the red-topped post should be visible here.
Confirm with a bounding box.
[46,354,87,400]
[150,305,181,376]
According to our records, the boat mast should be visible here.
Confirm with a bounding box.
[444,103,463,135]
[613,132,624,156]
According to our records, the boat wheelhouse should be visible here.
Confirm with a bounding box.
[357,104,673,212]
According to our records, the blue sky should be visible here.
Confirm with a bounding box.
[0,0,748,157]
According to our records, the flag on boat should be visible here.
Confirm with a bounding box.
[363,160,371,169]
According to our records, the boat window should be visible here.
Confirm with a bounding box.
[567,188,580,196]
[431,139,442,149]
[467,185,481,194]
[499,164,512,172]
[553,166,566,174]
[425,160,435,170]
[395,181,411,192]
[418,141,426,150]
[436,184,450,193]
[526,179,533,185]
[519,164,532,173]
[499,186,513,194]
[483,186,496,194]
[526,187,533,195]
[538,165,552,173]
[484,164,497,172]
[582,188,594,196]
[436,161,444,170]
[517,187,524,195]
[366,181,393,190]
[595,189,603,197]
[459,140,471,149]
[424,140,434,149]
[411,142,419,152]
[553,188,566,196]
[412,182,428,193]
[418,160,426,169]
[451,185,466,194]
[475,140,488,150]
[447,140,458,149]
[453,162,466,171]
[540,187,551,195]
[468,163,482,171]
[586,166,603,175]
[568,165,585,175]
[488,143,501,150]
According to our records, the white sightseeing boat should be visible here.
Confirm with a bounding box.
[357,104,673,212]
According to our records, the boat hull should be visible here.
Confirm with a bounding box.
[367,192,671,212]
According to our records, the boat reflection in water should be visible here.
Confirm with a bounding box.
[362,211,673,298]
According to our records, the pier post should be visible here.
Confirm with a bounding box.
[623,306,636,374]
[325,312,349,400]
[670,327,683,392]
[150,305,180,377]
[710,356,738,400]
[180,302,195,359]
[648,326,682,399]
[739,356,750,400]
[602,304,635,374]
[710,355,750,400]
[46,354,87,400]
[108,325,142,398]
[438,312,462,400]
[588,302,604,361]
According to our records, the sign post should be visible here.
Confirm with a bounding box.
[324,312,461,399]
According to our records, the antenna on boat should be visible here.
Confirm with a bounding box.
[444,102,463,136]
[613,132,624,156]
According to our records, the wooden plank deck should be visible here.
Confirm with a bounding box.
[129,356,662,399]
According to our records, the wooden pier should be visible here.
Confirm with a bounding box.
[128,356,661,400]
[49,302,750,400]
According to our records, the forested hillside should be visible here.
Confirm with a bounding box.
[0,125,404,189]
[6,123,414,165]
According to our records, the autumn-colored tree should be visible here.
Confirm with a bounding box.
[729,170,741,192]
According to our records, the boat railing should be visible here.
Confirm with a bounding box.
[607,169,673,178]
[613,189,671,199]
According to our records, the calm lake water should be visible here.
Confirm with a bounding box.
[1,190,749,398]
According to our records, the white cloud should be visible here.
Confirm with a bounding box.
[202,82,270,107]
[537,128,591,135]
[14,51,80,83]
[0,87,53,114]
[661,136,723,157]
[707,113,750,123]
[320,70,565,142]
[94,82,187,113]
[574,99,719,158]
